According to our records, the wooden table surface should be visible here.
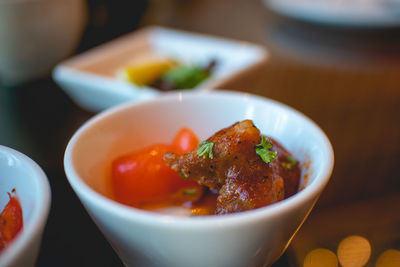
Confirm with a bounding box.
[1,0,399,266]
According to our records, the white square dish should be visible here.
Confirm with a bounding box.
[53,26,268,112]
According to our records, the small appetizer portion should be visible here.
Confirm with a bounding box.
[118,56,216,91]
[0,190,23,252]
[164,120,300,214]
[111,120,300,216]
[118,57,178,86]
[111,128,218,215]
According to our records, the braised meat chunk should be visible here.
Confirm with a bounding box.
[163,120,300,214]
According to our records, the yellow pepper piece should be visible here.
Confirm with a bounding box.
[121,58,177,86]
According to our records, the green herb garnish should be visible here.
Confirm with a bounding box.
[255,135,277,164]
[197,140,214,159]
[162,65,210,89]
[183,189,197,196]
[281,155,298,170]
[178,172,188,179]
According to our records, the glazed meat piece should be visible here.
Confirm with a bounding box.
[164,120,300,214]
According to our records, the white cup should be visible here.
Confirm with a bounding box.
[0,0,87,86]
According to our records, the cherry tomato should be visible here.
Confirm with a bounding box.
[0,193,23,251]
[172,127,199,153]
[112,143,197,205]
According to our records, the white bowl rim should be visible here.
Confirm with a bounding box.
[64,90,334,229]
[0,146,51,266]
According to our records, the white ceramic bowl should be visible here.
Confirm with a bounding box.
[264,0,400,28]
[64,91,334,267]
[0,146,51,267]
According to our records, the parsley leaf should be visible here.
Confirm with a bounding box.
[197,140,214,159]
[255,135,277,164]
[183,189,197,196]
[178,172,189,179]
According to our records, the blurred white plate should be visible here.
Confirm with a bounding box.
[264,0,400,27]
[53,26,268,112]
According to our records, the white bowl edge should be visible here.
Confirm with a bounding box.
[63,90,334,229]
[0,146,51,267]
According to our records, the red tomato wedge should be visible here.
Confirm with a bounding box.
[112,128,199,205]
[172,127,199,153]
[0,192,23,252]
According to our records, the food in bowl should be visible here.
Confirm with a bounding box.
[111,120,300,215]
[0,190,23,252]
[111,127,210,213]
[117,56,216,91]
[63,91,334,267]
[165,120,300,214]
